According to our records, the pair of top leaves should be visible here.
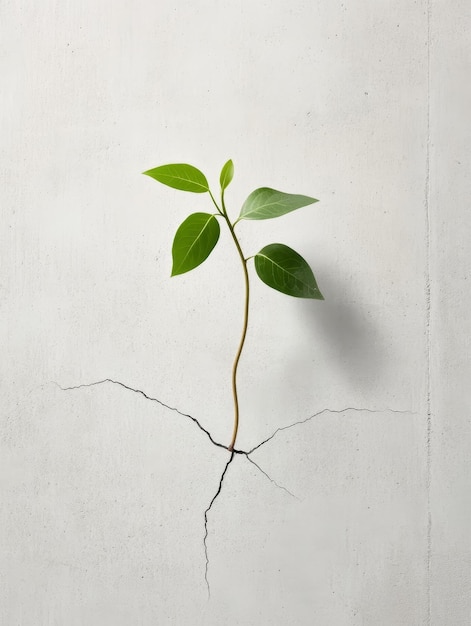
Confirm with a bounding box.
[143,161,323,300]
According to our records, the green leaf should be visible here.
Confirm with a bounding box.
[171,213,220,276]
[238,187,318,221]
[220,159,234,191]
[143,163,209,193]
[254,243,323,299]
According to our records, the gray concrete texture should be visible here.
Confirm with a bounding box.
[1,1,469,624]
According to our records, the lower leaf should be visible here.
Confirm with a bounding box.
[254,243,323,299]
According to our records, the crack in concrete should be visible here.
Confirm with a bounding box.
[246,406,414,454]
[203,451,235,598]
[245,455,299,500]
[54,379,232,453]
[57,378,414,598]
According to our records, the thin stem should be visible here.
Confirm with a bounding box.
[221,192,250,451]
[208,190,224,216]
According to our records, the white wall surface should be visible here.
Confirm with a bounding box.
[1,1,469,624]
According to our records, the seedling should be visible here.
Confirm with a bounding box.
[143,160,324,451]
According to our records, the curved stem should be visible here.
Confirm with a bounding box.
[221,194,250,451]
[208,190,224,216]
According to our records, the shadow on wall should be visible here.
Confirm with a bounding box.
[299,268,385,391]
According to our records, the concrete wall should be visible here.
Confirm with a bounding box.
[1,1,469,624]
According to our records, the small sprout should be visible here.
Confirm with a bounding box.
[144,161,324,450]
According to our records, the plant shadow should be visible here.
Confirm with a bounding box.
[298,270,386,391]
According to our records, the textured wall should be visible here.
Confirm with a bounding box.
[1,1,469,624]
